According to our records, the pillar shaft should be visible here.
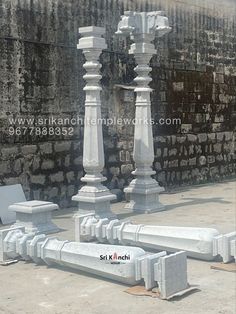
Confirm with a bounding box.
[72,27,116,218]
[116,12,171,213]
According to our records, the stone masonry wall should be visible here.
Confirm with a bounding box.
[0,0,235,208]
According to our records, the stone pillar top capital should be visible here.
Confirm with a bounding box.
[77,26,107,50]
[116,11,171,38]
[78,26,106,37]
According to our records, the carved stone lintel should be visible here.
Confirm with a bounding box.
[72,26,116,219]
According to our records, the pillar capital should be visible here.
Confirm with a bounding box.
[116,11,171,40]
[77,26,107,51]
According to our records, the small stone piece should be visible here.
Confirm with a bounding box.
[155,251,188,299]
[213,231,236,263]
[9,200,60,234]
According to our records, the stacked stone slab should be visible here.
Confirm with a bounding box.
[116,11,171,213]
[0,226,189,299]
[72,26,116,219]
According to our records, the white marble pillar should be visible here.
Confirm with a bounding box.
[72,26,116,219]
[116,12,171,213]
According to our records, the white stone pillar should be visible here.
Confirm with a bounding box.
[116,12,171,213]
[72,26,116,219]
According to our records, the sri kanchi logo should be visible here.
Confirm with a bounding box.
[100,252,131,264]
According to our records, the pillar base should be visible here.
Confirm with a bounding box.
[72,186,116,219]
[9,201,60,235]
[124,178,165,213]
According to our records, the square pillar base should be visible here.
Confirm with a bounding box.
[72,191,116,219]
[9,201,60,234]
[124,180,165,213]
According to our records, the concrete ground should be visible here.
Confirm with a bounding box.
[0,180,235,314]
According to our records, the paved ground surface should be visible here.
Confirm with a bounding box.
[0,180,235,314]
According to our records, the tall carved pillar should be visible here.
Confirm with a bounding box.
[116,12,171,213]
[72,26,116,218]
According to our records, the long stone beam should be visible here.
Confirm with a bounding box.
[0,226,189,299]
[75,214,227,261]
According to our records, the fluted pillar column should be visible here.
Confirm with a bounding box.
[72,26,116,219]
[116,12,171,213]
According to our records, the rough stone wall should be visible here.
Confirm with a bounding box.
[0,0,235,207]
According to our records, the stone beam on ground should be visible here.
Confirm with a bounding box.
[72,26,116,219]
[75,214,223,261]
[116,11,171,213]
[0,226,189,298]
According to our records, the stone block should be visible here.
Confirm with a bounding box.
[207,156,215,164]
[74,156,83,166]
[156,136,166,143]
[39,142,53,154]
[66,171,75,183]
[181,123,193,133]
[213,143,222,154]
[121,164,133,175]
[119,151,126,162]
[67,185,75,197]
[21,145,37,155]
[156,148,162,157]
[169,148,177,157]
[0,161,11,174]
[64,155,71,167]
[47,187,59,198]
[189,157,197,166]
[32,156,40,171]
[50,172,64,183]
[41,160,55,170]
[199,156,207,165]
[180,159,188,167]
[198,133,207,143]
[54,141,71,153]
[31,175,46,185]
[176,136,186,144]
[224,131,233,141]
[187,134,197,142]
[13,159,22,174]
[208,133,216,141]
[110,167,120,176]
[1,147,18,159]
[216,132,224,142]
[168,160,178,168]
[3,177,20,185]
[154,162,162,170]
[10,200,60,234]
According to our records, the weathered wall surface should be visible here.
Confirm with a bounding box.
[0,0,235,207]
